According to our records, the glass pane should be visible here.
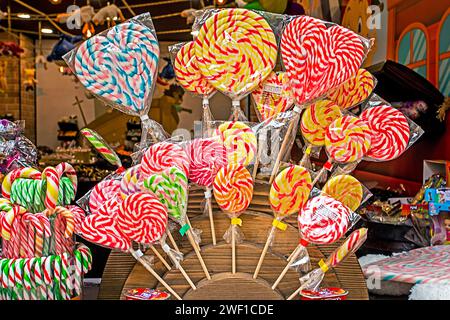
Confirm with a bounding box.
[439,58,450,97]
[398,32,411,65]
[440,15,450,54]
[412,29,427,63]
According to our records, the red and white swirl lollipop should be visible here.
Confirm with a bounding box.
[88,179,121,214]
[360,105,410,161]
[118,192,168,244]
[140,142,189,177]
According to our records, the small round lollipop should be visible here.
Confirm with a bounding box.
[322,175,363,211]
[360,105,410,161]
[272,195,351,289]
[213,164,253,274]
[118,192,168,245]
[140,142,190,177]
[253,165,312,279]
[88,179,121,214]
[328,69,375,109]
[325,116,372,164]
[186,138,227,245]
[252,71,294,121]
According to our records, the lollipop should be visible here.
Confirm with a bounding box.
[322,175,363,211]
[174,41,214,97]
[253,166,312,279]
[328,69,375,109]
[118,192,168,244]
[213,164,253,274]
[88,179,121,214]
[287,228,368,300]
[120,165,142,199]
[214,122,257,166]
[186,138,227,245]
[272,195,352,289]
[325,116,372,164]
[140,142,190,177]
[81,128,123,169]
[360,105,410,161]
[252,71,294,121]
[195,8,277,118]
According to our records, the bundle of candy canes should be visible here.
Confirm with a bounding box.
[0,164,92,300]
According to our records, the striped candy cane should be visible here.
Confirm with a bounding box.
[42,167,60,211]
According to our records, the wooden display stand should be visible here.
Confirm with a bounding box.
[99,183,369,300]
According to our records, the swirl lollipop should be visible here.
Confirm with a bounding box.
[360,105,410,161]
[120,165,142,199]
[328,69,375,109]
[287,228,368,300]
[140,141,190,177]
[213,164,253,274]
[88,179,121,214]
[253,166,312,279]
[272,195,352,289]
[173,41,215,137]
[322,175,363,211]
[213,121,257,166]
[195,8,277,120]
[186,138,227,245]
[299,100,342,166]
[72,18,164,147]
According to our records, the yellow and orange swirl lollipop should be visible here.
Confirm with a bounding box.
[322,174,363,211]
[328,69,375,109]
[252,71,294,121]
[195,8,277,100]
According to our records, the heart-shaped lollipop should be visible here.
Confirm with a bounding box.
[74,22,159,114]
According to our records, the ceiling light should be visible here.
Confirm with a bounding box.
[50,0,62,4]
[41,28,54,34]
[17,13,31,19]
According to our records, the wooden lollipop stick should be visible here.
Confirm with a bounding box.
[150,245,172,270]
[164,247,197,290]
[269,112,299,184]
[252,141,264,180]
[232,100,240,121]
[253,226,276,279]
[272,244,302,290]
[187,229,211,280]
[287,287,302,300]
[286,244,300,262]
[207,195,217,245]
[130,249,182,300]
[232,224,236,274]
[185,215,201,252]
[167,229,180,253]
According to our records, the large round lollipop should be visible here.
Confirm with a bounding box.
[186,138,227,245]
[195,8,277,118]
[140,141,190,177]
[253,165,312,278]
[360,105,410,161]
[272,195,351,289]
[89,179,121,214]
[322,174,363,211]
[213,164,253,273]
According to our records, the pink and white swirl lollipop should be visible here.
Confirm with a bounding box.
[88,179,121,214]
[360,105,410,161]
[140,142,189,177]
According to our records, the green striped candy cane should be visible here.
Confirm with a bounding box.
[81,128,122,168]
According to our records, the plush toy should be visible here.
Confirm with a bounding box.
[47,35,83,65]
[92,4,125,26]
[35,54,48,70]
[23,68,37,91]
[0,42,24,58]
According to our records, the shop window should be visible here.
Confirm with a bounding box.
[438,12,450,96]
[397,26,428,79]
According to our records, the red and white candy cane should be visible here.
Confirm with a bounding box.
[1,205,27,241]
[56,162,78,199]
[43,256,54,300]
[1,168,41,200]
[45,206,75,239]
[22,212,43,258]
[42,166,61,211]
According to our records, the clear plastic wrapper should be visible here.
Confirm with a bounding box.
[253,165,313,279]
[169,42,216,138]
[359,94,424,162]
[286,228,368,300]
[64,13,166,148]
[272,188,361,290]
[189,8,281,120]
